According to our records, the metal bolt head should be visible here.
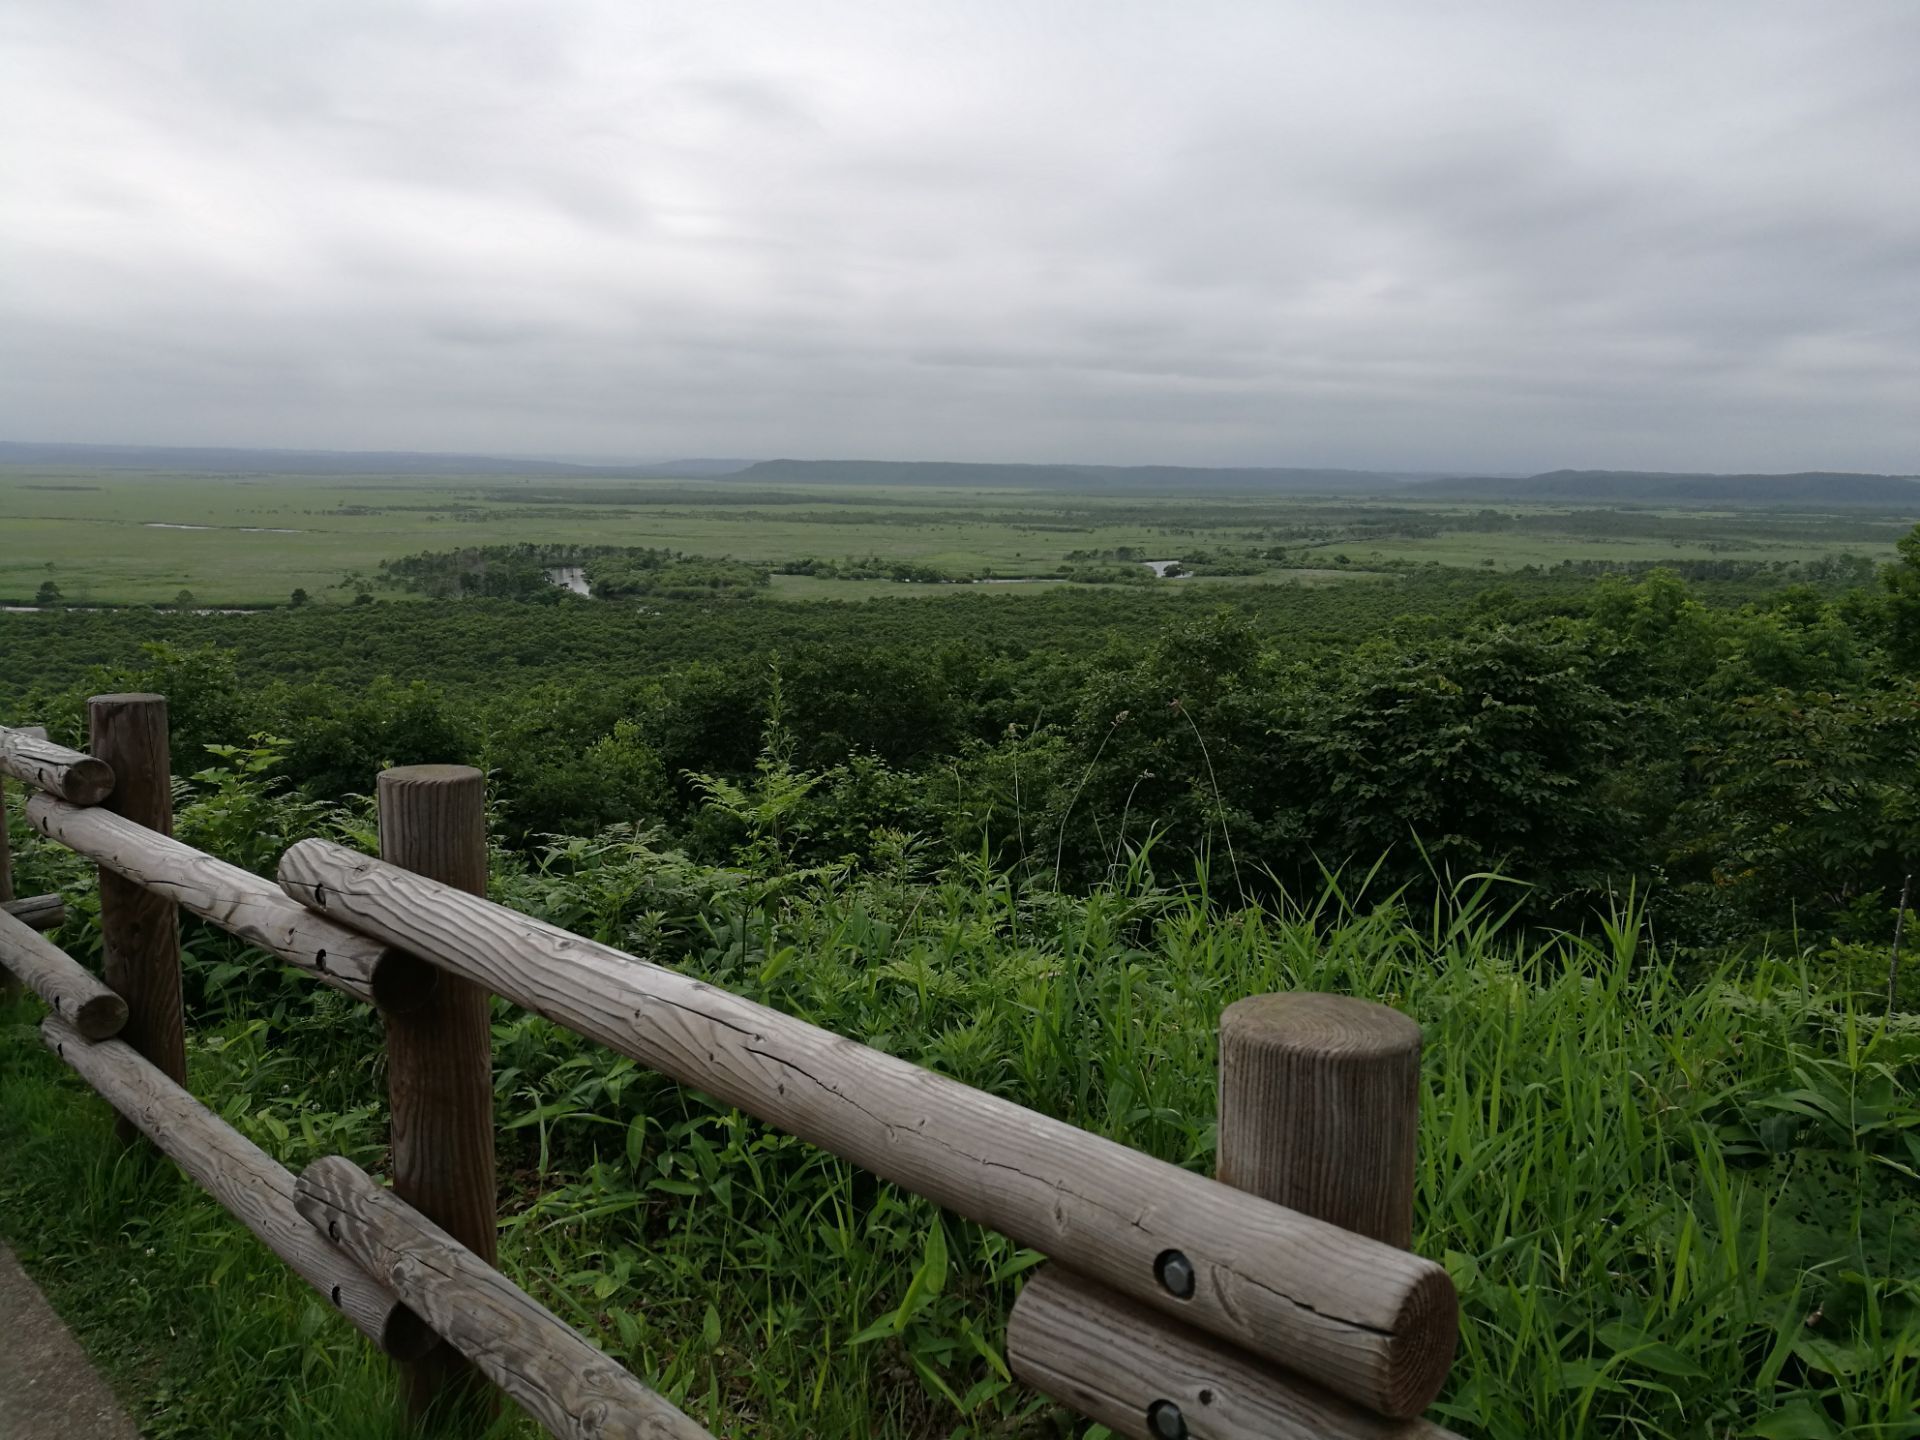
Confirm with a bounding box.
[1147,1400,1188,1440]
[1155,1248,1196,1299]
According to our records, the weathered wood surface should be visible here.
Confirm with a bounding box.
[26,792,434,1011]
[1218,993,1424,1248]
[0,723,114,806]
[296,1156,714,1440]
[278,840,1458,1417]
[3,892,67,932]
[1009,1267,1456,1440]
[89,694,183,1147]
[0,907,127,1038]
[0,761,14,1004]
[375,765,499,1421]
[40,1015,429,1358]
[0,737,25,1002]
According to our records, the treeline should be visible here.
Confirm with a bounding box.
[374,543,772,601]
[378,541,616,599]
[777,556,968,583]
[587,552,769,601]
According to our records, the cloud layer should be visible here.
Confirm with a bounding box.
[3,1,1916,471]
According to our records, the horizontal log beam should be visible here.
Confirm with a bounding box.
[40,1016,430,1358]
[0,906,126,1038]
[296,1156,714,1440]
[27,794,435,1012]
[3,893,65,932]
[1010,1266,1459,1440]
[0,724,114,806]
[278,840,1458,1418]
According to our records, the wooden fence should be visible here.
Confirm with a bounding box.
[0,697,1463,1439]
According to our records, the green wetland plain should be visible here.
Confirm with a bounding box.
[2,460,1918,1439]
[4,467,1911,607]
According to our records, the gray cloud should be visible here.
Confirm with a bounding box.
[2,0,1916,471]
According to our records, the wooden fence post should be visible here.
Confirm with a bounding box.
[0,724,48,1005]
[1,763,15,1005]
[1216,992,1423,1247]
[376,764,497,1425]
[90,695,183,1143]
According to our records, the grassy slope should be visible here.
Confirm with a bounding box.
[1,786,1914,1438]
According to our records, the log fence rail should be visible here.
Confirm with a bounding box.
[0,708,1465,1440]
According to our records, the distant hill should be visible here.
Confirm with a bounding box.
[7,443,1912,506]
[0,441,604,476]
[1407,469,1920,507]
[643,458,758,476]
[0,441,750,478]
[732,459,1430,492]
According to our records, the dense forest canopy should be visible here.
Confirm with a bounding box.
[7,542,1920,966]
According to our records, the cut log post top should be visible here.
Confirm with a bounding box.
[40,1015,429,1358]
[1218,993,1424,1249]
[296,1156,715,1440]
[278,838,1459,1418]
[26,792,436,1012]
[0,906,127,1039]
[0,723,114,806]
[3,893,65,933]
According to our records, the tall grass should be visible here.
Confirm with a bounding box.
[1,785,1915,1438]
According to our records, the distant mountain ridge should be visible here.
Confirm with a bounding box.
[1408,469,1920,506]
[0,441,747,478]
[731,459,1430,491]
[3,442,1914,506]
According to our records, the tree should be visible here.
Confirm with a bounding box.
[289,588,309,608]
[1284,623,1632,898]
[176,589,196,609]
[34,580,61,605]
[1882,525,1920,664]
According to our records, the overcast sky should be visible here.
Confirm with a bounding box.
[3,2,1916,472]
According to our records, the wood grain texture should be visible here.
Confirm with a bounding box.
[89,694,183,1145]
[0,723,114,806]
[0,905,126,1038]
[278,839,1458,1418]
[375,765,499,1422]
[4,892,67,932]
[1218,994,1424,1248]
[40,1015,429,1358]
[1009,1267,1458,1440]
[0,771,15,1003]
[1,770,14,903]
[296,1157,714,1440]
[26,791,434,1011]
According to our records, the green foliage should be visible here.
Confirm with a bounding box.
[587,552,770,602]
[1287,623,1631,894]
[1,760,1914,1437]
[777,555,969,584]
[16,547,1920,947]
